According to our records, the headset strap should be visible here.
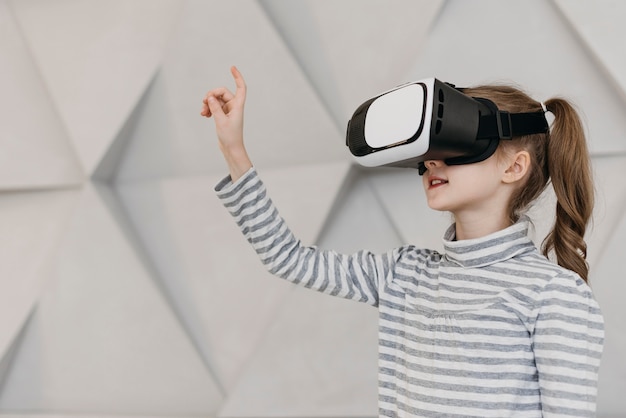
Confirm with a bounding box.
[477,111,549,140]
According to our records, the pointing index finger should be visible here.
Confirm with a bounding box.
[231,66,246,101]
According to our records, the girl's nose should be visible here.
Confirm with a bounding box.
[418,160,445,176]
[425,160,444,169]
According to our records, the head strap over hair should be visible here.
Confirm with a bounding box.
[417,98,550,175]
[541,102,548,113]
[474,98,549,140]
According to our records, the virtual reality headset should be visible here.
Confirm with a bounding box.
[346,78,549,174]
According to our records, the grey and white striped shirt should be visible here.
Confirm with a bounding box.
[216,168,604,417]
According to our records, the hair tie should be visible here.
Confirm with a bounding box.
[541,102,548,113]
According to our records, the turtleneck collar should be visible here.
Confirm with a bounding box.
[442,216,536,268]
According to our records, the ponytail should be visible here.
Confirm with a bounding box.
[541,98,594,282]
[460,85,594,282]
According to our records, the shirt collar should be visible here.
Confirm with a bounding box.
[442,216,536,268]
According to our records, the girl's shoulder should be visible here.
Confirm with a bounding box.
[393,244,443,266]
[520,249,588,285]
[516,250,599,312]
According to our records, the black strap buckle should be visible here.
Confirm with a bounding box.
[496,111,512,140]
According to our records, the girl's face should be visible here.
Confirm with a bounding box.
[421,154,513,219]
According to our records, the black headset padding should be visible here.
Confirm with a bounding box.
[443,97,501,166]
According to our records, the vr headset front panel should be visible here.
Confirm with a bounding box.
[346,78,494,168]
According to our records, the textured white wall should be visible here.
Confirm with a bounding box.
[0,0,624,417]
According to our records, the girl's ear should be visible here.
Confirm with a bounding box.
[502,150,531,184]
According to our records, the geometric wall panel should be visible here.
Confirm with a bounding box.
[0,0,83,190]
[259,0,445,128]
[591,209,626,416]
[555,0,626,104]
[0,310,32,395]
[219,286,379,418]
[9,0,185,176]
[0,184,222,415]
[365,167,451,251]
[587,155,626,268]
[405,0,626,156]
[114,162,351,392]
[0,188,80,367]
[113,0,345,182]
[587,155,626,416]
[91,74,158,183]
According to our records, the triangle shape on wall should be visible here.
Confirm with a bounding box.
[0,188,81,365]
[554,0,626,105]
[259,0,445,128]
[0,0,84,191]
[9,0,185,176]
[92,74,158,183]
[113,161,352,392]
[405,0,626,156]
[113,0,347,182]
[0,183,223,415]
[589,206,626,416]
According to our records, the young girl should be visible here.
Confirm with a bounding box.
[202,66,604,417]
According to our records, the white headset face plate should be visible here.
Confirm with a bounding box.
[364,84,425,149]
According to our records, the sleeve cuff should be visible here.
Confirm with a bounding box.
[214,166,257,196]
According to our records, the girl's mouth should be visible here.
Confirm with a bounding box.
[428,177,448,188]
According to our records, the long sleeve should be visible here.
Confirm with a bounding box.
[215,167,399,307]
[530,273,604,417]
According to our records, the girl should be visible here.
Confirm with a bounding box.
[202,66,604,417]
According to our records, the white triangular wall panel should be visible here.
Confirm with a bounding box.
[365,168,451,252]
[114,161,351,391]
[0,416,198,418]
[0,312,31,393]
[260,162,353,244]
[0,0,84,190]
[587,156,626,269]
[258,0,345,131]
[116,172,272,388]
[114,0,348,182]
[115,173,292,393]
[91,74,157,182]
[0,415,196,418]
[405,0,626,156]
[219,171,400,417]
[0,188,80,364]
[259,0,444,128]
[9,0,185,176]
[219,287,379,418]
[308,0,444,124]
[554,0,626,103]
[590,209,626,416]
[0,184,222,415]
[0,416,200,418]
[314,167,405,256]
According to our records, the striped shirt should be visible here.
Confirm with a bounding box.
[215,168,604,417]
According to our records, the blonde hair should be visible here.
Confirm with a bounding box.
[462,85,594,282]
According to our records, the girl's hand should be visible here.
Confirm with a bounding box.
[202,66,252,181]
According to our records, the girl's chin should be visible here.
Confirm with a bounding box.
[426,203,450,212]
